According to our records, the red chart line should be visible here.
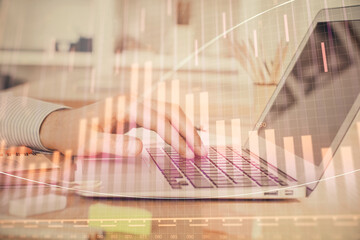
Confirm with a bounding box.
[321,42,328,72]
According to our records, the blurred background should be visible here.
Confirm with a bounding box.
[1,0,358,84]
[0,0,359,142]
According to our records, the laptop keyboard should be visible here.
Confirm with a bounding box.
[147,146,289,189]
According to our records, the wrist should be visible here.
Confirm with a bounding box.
[39,109,70,150]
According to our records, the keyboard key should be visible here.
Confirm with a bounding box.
[220,167,239,172]
[215,184,235,188]
[162,170,183,179]
[201,167,219,172]
[170,184,182,189]
[207,175,229,180]
[152,156,174,169]
[214,180,235,187]
[226,172,246,178]
[147,148,164,154]
[256,181,278,187]
[178,180,189,185]
[167,178,179,183]
[278,180,288,186]
[193,158,212,163]
[209,177,231,183]
[232,161,251,165]
[248,173,271,180]
[214,162,233,166]
[220,171,243,178]
[177,163,195,168]
[162,166,180,172]
[214,181,234,187]
[212,177,233,182]
[233,179,253,184]
[188,177,209,183]
[198,166,218,171]
[163,147,174,152]
[241,169,262,174]
[188,179,213,188]
[231,175,251,180]
[220,183,258,187]
[185,172,204,177]
[179,168,198,174]
[250,174,271,181]
[149,147,291,190]
[239,165,258,169]
[206,172,226,177]
[176,163,194,168]
[193,163,213,168]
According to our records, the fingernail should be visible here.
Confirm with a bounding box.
[128,138,143,156]
[201,145,208,156]
[186,148,195,159]
[194,145,202,156]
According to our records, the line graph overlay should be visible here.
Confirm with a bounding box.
[159,0,295,83]
[0,214,358,226]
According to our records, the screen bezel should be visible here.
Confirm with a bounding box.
[243,5,360,193]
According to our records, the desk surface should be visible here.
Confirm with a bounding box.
[1,69,360,239]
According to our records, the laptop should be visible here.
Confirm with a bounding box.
[75,6,360,199]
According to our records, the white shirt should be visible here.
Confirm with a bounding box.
[0,96,67,151]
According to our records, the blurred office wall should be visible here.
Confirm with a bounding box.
[0,0,359,84]
[1,0,359,54]
[0,0,93,51]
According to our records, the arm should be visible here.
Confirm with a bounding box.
[1,95,206,158]
[0,96,68,151]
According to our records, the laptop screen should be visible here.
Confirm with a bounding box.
[254,20,360,176]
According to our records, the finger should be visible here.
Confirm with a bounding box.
[134,106,195,159]
[149,99,205,155]
[163,102,207,157]
[155,117,195,159]
[85,132,143,157]
[6,146,33,155]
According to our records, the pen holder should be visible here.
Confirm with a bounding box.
[228,38,288,86]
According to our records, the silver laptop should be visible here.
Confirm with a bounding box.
[75,6,360,199]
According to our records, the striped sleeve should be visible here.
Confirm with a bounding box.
[0,96,69,151]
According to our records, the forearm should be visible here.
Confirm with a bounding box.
[39,109,72,151]
[0,96,68,151]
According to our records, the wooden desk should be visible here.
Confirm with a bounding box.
[1,68,360,239]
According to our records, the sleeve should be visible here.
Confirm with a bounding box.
[0,96,69,151]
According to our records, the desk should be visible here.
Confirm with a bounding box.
[1,68,360,239]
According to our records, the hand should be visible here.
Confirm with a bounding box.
[39,95,207,158]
